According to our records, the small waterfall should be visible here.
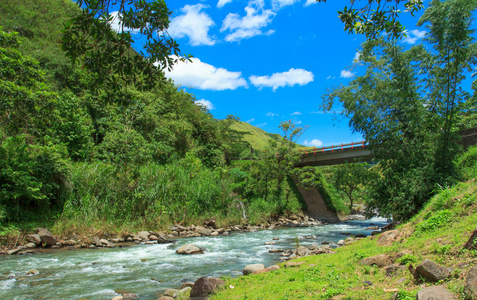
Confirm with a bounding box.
[238,201,247,219]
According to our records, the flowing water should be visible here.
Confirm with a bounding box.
[0,217,388,300]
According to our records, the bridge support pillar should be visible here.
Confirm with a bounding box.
[292,179,341,223]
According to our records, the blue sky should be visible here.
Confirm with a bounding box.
[113,0,430,147]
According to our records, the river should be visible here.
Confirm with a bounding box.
[0,217,388,300]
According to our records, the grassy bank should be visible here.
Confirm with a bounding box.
[212,177,477,299]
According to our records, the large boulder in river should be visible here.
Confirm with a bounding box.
[35,228,56,247]
[176,244,204,255]
[196,226,212,236]
[190,277,225,299]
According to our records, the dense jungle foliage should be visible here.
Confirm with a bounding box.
[0,0,336,234]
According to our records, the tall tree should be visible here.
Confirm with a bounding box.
[417,0,477,178]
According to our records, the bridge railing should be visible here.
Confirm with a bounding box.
[297,141,368,155]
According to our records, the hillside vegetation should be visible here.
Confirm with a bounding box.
[214,148,477,299]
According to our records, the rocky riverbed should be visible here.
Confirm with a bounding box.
[0,215,388,299]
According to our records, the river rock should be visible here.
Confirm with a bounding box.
[176,244,204,255]
[24,242,37,249]
[35,228,56,247]
[243,264,265,275]
[196,226,212,236]
[359,254,392,268]
[295,246,310,257]
[112,296,124,300]
[416,285,455,300]
[253,265,280,274]
[157,297,173,300]
[26,234,42,245]
[465,264,477,298]
[121,293,138,300]
[377,230,400,246]
[216,228,225,234]
[210,231,219,236]
[222,231,230,236]
[163,289,178,297]
[7,248,22,255]
[265,241,275,245]
[415,259,451,282]
[204,217,217,228]
[190,277,225,299]
[174,286,192,299]
[138,231,150,241]
[181,282,195,289]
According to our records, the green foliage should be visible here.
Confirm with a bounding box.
[317,0,424,39]
[332,162,372,210]
[323,0,477,220]
[455,145,477,181]
[415,210,452,233]
[396,253,418,265]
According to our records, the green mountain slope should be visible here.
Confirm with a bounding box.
[229,121,277,150]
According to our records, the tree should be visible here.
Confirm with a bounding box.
[417,0,477,178]
[322,39,435,220]
[333,162,371,211]
[317,0,424,39]
[61,0,190,93]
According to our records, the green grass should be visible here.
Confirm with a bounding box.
[212,178,477,299]
[230,121,277,150]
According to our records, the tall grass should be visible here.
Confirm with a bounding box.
[56,160,238,233]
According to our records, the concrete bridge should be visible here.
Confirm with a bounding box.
[296,127,477,167]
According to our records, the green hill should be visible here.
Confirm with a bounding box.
[229,121,277,150]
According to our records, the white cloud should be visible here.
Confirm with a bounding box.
[304,139,323,147]
[108,11,139,33]
[246,118,255,123]
[291,112,302,116]
[169,4,216,46]
[340,69,355,78]
[250,68,314,90]
[221,1,276,42]
[272,0,299,9]
[195,99,214,110]
[164,56,248,91]
[217,0,233,8]
[266,112,278,118]
[402,29,427,45]
[353,51,361,62]
[304,0,317,6]
[255,122,267,128]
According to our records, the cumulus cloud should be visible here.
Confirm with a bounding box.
[353,51,361,62]
[169,4,216,46]
[217,0,233,8]
[272,0,299,9]
[195,99,215,110]
[304,139,324,147]
[340,69,355,78]
[221,0,276,42]
[246,118,255,123]
[108,11,139,33]
[304,0,317,6]
[163,56,248,91]
[250,68,314,90]
[402,29,427,45]
[291,112,302,116]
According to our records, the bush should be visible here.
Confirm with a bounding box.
[455,146,477,181]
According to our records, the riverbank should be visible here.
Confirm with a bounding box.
[0,213,342,254]
[0,216,385,299]
[212,179,477,299]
